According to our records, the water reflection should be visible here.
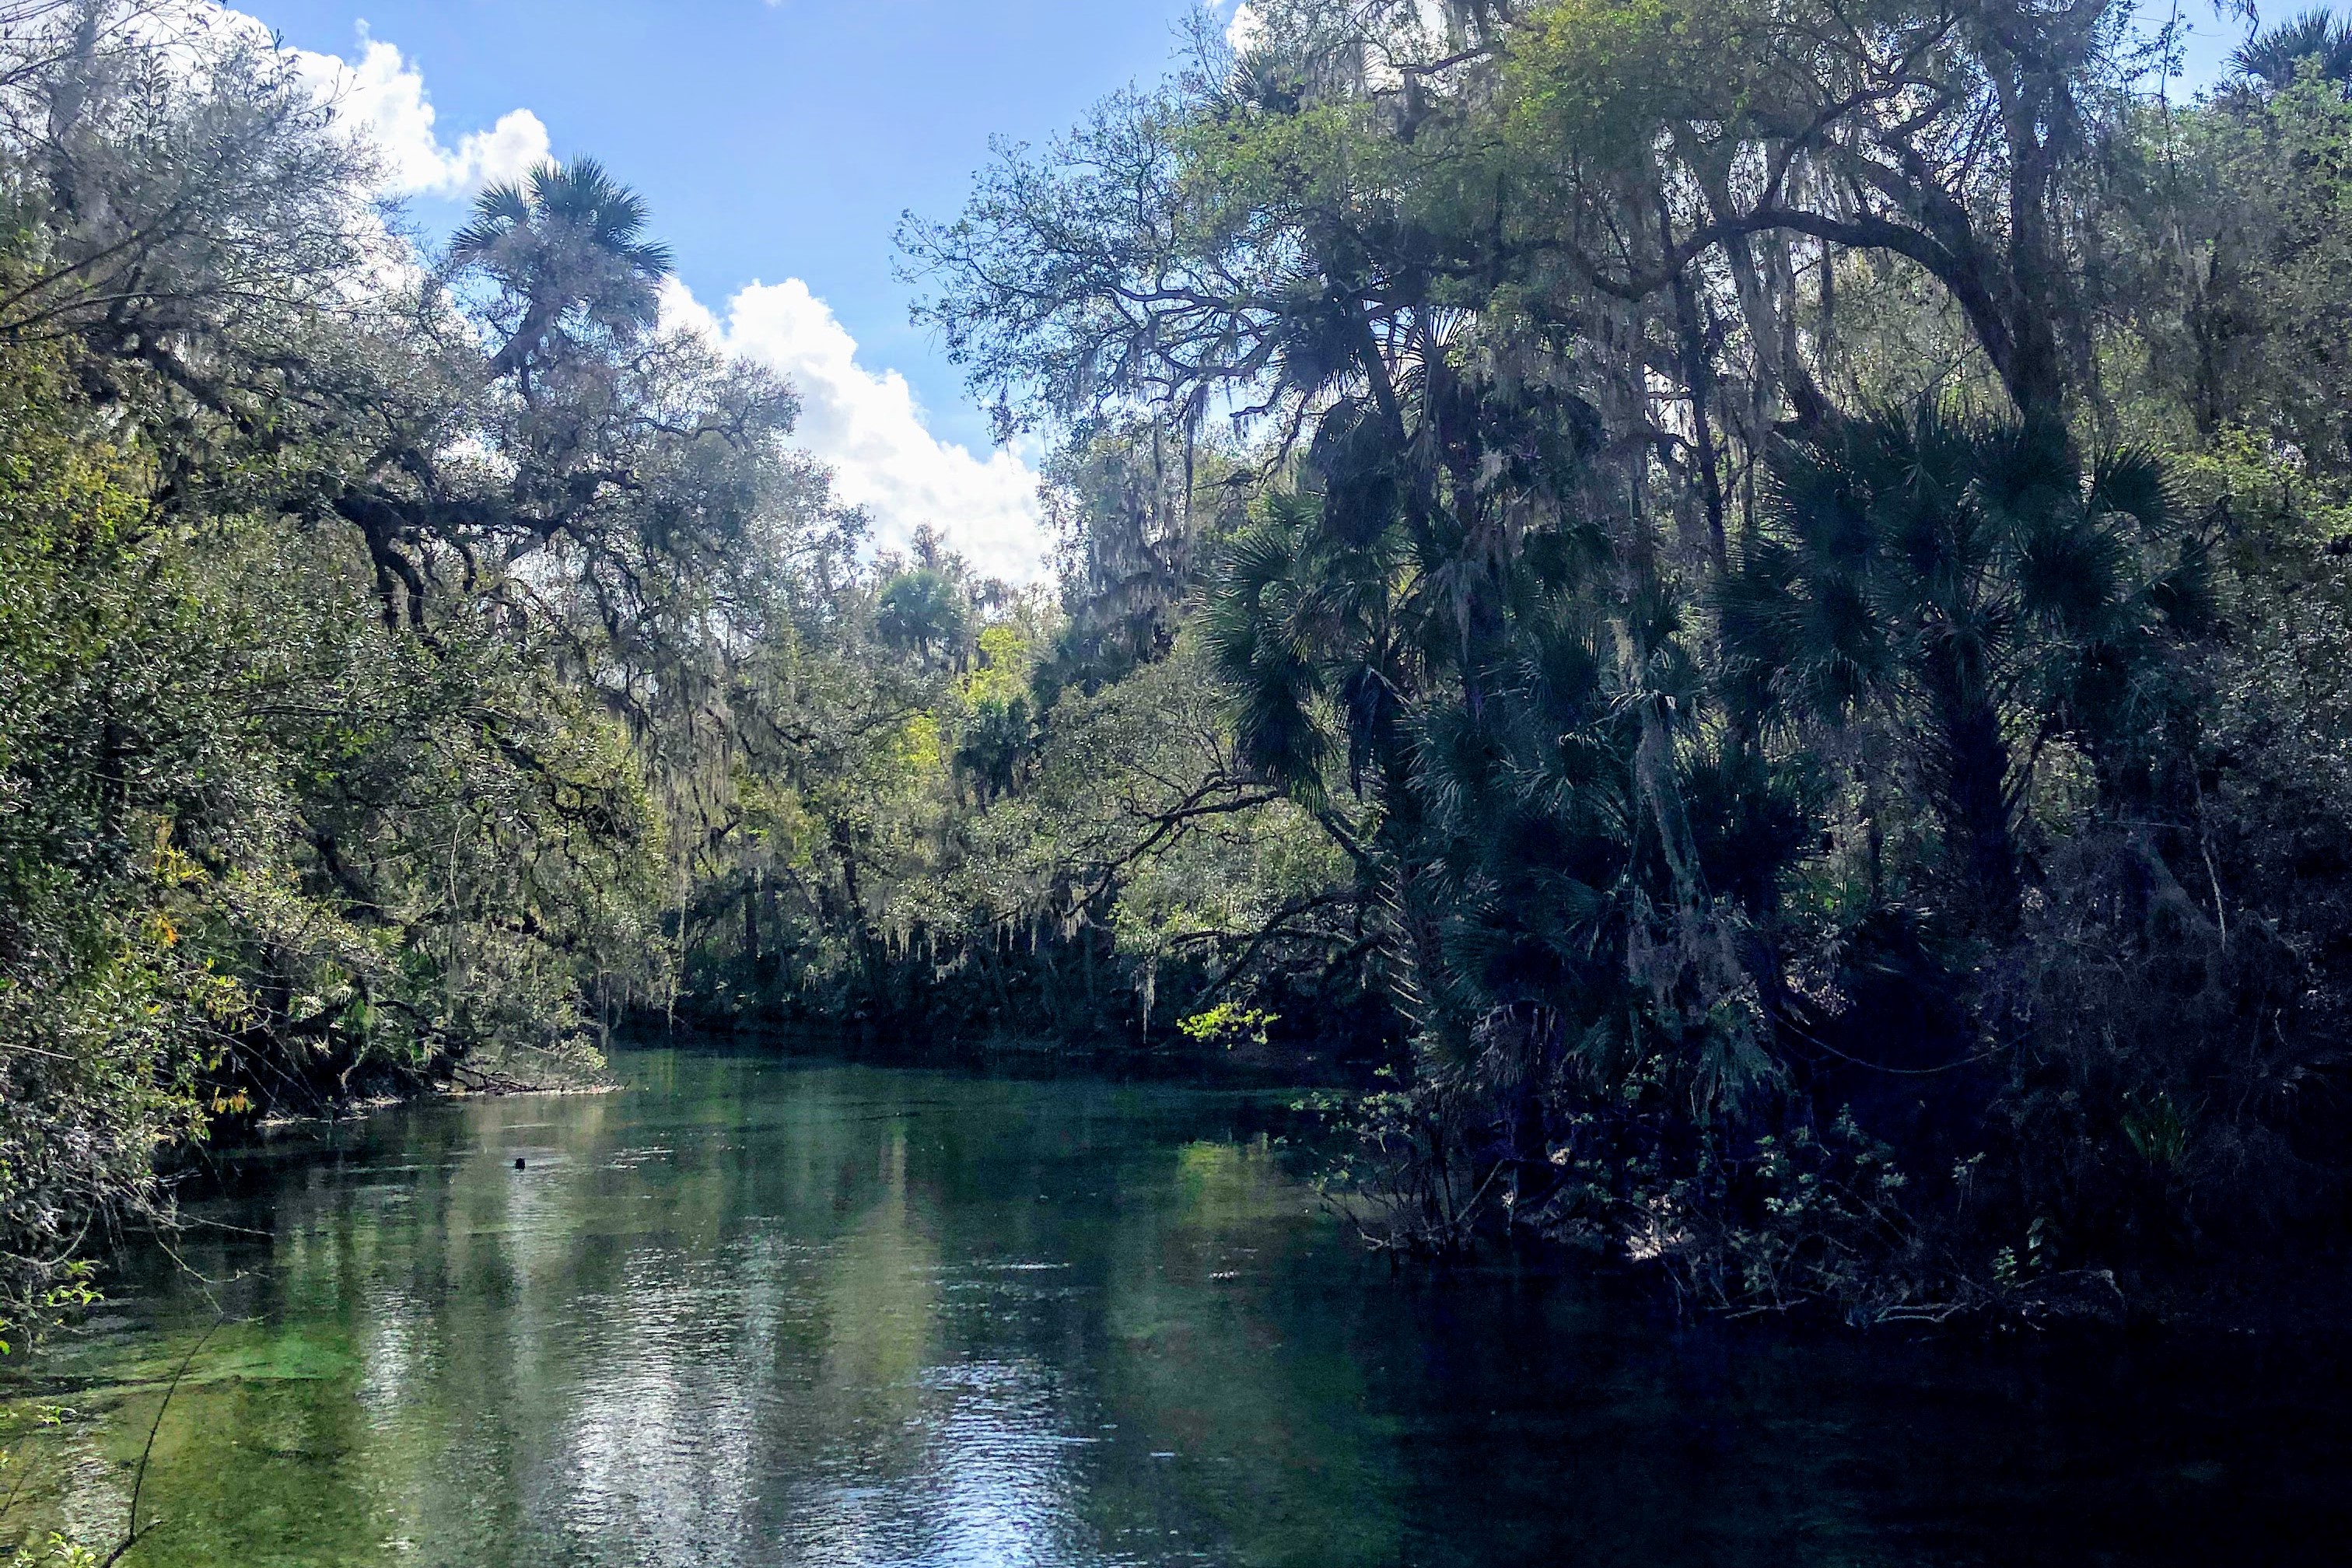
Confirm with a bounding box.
[5,1048,2350,1566]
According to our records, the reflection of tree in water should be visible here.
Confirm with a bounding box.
[1085,1136,1402,1566]
[6,1066,1416,1566]
[40,1057,1145,1566]
[13,1054,2352,1566]
[775,1090,1111,1564]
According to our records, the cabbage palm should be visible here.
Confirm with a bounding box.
[877,567,971,666]
[2231,9,2352,93]
[450,159,675,386]
[1721,408,2192,929]
[1202,491,1414,807]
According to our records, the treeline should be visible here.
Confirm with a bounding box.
[8,0,2352,1345]
[869,0,2352,1321]
[0,1,890,1345]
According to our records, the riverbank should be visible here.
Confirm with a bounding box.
[186,1027,2352,1345]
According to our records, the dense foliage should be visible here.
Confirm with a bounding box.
[890,0,2352,1321]
[6,0,2352,1352]
[0,2,846,1347]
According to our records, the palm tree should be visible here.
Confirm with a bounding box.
[449,159,674,386]
[876,568,971,665]
[2231,9,2352,93]
[1202,490,1414,807]
[1720,408,2192,930]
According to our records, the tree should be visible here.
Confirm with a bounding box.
[2232,9,2352,93]
[450,158,676,388]
[877,567,972,664]
[1033,418,1220,702]
[1722,409,2200,929]
[0,2,832,1346]
[893,0,2352,1308]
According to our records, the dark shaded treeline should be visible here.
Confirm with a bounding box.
[862,0,2352,1321]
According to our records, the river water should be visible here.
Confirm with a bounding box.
[5,1045,2347,1566]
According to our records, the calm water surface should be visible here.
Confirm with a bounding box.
[6,1045,2349,1566]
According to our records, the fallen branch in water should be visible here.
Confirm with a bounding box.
[101,1314,224,1568]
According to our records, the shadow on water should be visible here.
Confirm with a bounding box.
[4,1041,2348,1566]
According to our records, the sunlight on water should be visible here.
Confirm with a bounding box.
[3,1047,2347,1566]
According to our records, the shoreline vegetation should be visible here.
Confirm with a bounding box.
[8,0,2352,1366]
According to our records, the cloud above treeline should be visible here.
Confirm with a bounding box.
[660,279,1048,582]
[290,28,552,197]
[202,5,1049,582]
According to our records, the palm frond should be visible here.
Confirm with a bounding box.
[2232,8,2352,89]
[2084,446,2173,539]
[449,182,530,261]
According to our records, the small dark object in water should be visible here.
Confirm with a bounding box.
[514,1157,526,1171]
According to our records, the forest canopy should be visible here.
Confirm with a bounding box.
[7,0,2352,1342]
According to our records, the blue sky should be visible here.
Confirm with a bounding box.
[254,0,1218,445]
[233,0,1232,578]
[232,0,2256,578]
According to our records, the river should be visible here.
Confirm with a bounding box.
[4,1043,2347,1566]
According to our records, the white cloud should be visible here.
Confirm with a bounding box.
[1223,1,1267,53]
[1221,1,1458,69]
[149,6,548,198]
[156,9,1039,577]
[287,28,550,198]
[663,278,1048,583]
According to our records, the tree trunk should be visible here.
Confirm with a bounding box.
[744,866,761,968]
[1940,695,2021,933]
